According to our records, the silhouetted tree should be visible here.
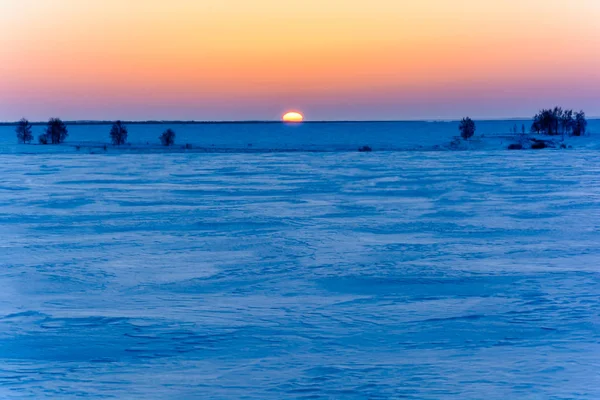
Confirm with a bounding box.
[553,107,563,136]
[531,117,541,135]
[560,109,573,139]
[459,117,476,140]
[573,111,587,136]
[110,120,128,145]
[160,128,175,146]
[45,118,68,144]
[532,107,586,137]
[532,108,559,135]
[542,107,561,136]
[15,118,33,144]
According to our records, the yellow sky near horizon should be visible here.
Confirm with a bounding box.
[1,0,599,120]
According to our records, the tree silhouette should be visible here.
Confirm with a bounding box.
[573,111,587,136]
[553,107,563,136]
[15,118,33,144]
[459,117,476,140]
[160,129,176,146]
[43,118,68,144]
[532,109,558,135]
[110,120,128,145]
[560,109,574,139]
[532,108,586,137]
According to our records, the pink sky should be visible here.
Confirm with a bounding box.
[1,0,599,121]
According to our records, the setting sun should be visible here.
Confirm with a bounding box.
[282,112,304,123]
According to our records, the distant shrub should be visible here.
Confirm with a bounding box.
[109,120,128,145]
[560,143,567,149]
[507,143,523,150]
[459,117,476,140]
[531,141,547,149]
[16,118,33,144]
[45,118,68,144]
[449,137,462,149]
[160,129,176,146]
[358,145,372,152]
[185,143,193,149]
[38,134,49,145]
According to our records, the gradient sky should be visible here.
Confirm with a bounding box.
[1,0,599,121]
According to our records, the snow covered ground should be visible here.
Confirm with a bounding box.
[1,123,600,398]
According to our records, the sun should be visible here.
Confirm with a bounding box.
[282,111,304,123]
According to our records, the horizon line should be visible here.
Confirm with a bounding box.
[0,117,558,126]
[1,116,599,125]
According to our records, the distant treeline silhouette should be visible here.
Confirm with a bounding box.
[531,108,587,137]
[16,118,176,147]
[14,109,589,149]
[457,107,587,141]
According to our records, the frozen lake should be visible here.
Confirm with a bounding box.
[1,147,600,398]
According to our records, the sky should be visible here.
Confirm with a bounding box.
[1,0,600,121]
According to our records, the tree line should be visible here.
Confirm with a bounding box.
[458,107,588,141]
[531,108,587,137]
[16,118,177,147]
[14,109,589,149]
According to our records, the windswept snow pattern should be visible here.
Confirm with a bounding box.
[0,150,599,398]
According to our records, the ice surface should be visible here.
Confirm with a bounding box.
[0,124,599,398]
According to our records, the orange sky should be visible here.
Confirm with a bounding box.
[1,0,599,120]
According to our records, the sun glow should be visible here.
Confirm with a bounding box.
[3,1,600,121]
[282,111,304,123]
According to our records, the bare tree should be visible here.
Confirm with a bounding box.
[459,117,476,140]
[15,118,33,144]
[110,121,128,145]
[573,111,587,136]
[160,129,176,146]
[560,109,573,140]
[42,118,68,144]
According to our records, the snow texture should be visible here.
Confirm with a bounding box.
[0,122,599,398]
